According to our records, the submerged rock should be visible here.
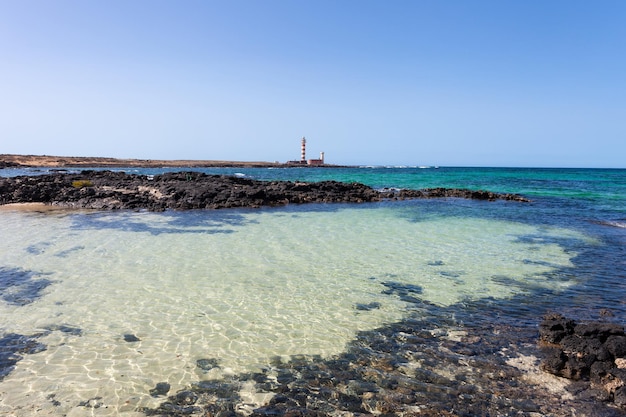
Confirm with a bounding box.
[123,334,141,343]
[355,302,381,311]
[142,305,619,417]
[196,358,220,371]
[0,332,47,380]
[0,170,530,211]
[150,382,171,397]
[0,266,54,306]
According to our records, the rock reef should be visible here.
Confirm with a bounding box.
[0,171,529,211]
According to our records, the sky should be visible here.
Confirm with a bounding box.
[1,1,625,167]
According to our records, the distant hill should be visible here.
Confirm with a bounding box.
[0,154,284,168]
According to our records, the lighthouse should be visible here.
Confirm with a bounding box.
[287,137,324,165]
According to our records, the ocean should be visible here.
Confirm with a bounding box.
[1,166,625,416]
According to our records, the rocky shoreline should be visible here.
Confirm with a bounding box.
[0,170,529,211]
[139,307,626,417]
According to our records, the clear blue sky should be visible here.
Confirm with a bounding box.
[1,1,625,167]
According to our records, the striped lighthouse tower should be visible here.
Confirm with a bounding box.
[301,137,306,163]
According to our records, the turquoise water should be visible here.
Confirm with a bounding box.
[0,166,625,415]
[7,165,626,198]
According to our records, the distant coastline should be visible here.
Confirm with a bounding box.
[0,154,346,169]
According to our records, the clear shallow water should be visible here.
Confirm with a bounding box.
[0,167,625,415]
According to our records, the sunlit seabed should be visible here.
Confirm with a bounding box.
[0,204,594,415]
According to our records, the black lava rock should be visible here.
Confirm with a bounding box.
[0,170,530,211]
[539,313,626,409]
[123,334,141,343]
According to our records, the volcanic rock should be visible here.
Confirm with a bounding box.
[539,313,626,408]
[0,170,530,211]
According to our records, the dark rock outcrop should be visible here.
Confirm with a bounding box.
[0,170,529,211]
[0,161,20,169]
[539,313,626,408]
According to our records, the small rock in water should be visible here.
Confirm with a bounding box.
[150,382,171,397]
[196,358,220,371]
[46,393,61,407]
[439,271,462,278]
[175,390,198,405]
[45,324,82,336]
[78,396,104,408]
[355,302,381,311]
[123,334,141,342]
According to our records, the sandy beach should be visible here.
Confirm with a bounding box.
[0,202,62,212]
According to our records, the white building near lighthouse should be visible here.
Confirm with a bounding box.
[287,137,324,165]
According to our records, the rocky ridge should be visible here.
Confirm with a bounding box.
[0,170,529,211]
